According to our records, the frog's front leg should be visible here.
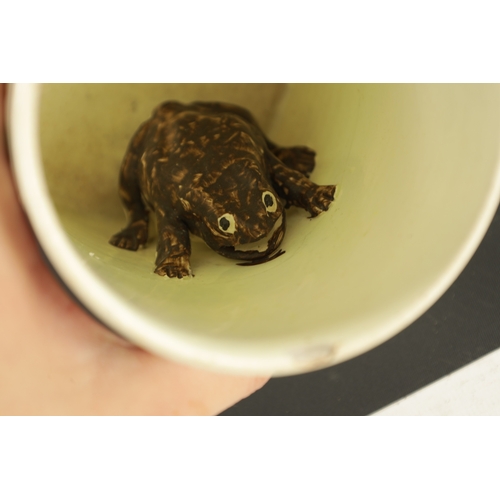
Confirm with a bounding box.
[154,209,192,278]
[270,162,336,218]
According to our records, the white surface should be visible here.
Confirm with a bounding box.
[373,347,500,415]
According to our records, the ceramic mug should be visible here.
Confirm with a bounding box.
[7,84,500,375]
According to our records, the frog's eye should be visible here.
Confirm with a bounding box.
[218,214,236,234]
[262,191,277,213]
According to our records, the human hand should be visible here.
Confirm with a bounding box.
[0,85,268,415]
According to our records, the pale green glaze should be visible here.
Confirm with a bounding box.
[24,84,500,374]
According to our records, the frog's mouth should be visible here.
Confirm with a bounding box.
[216,213,286,263]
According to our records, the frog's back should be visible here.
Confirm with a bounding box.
[144,101,268,175]
[133,101,272,215]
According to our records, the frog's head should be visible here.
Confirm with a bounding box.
[190,161,286,262]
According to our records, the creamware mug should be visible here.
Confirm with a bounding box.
[7,84,500,375]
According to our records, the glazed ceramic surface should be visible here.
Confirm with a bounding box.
[8,84,500,375]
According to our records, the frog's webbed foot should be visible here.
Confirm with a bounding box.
[155,254,193,279]
[109,220,149,251]
[306,184,336,218]
[271,146,316,177]
[269,162,336,217]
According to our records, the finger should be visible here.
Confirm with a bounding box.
[87,346,270,415]
[0,84,7,163]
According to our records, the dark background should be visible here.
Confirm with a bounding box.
[221,206,500,415]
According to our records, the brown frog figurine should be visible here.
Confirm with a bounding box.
[109,101,336,278]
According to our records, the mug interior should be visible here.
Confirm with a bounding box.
[16,83,500,375]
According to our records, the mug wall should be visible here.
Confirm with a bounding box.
[35,84,500,374]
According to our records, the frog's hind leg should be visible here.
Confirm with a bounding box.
[109,124,150,251]
[109,161,149,250]
[268,144,317,178]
